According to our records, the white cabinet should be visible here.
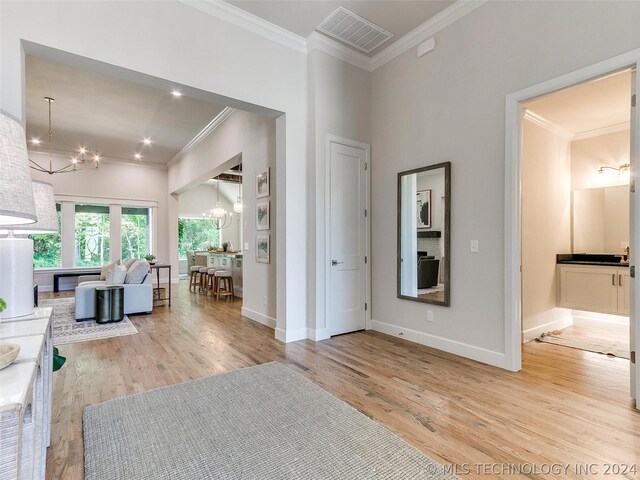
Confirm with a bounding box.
[557,264,629,315]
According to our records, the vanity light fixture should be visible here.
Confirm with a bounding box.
[598,163,630,175]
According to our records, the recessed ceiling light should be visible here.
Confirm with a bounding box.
[30,138,41,145]
[134,153,142,160]
[79,147,86,154]
[171,90,182,97]
[142,138,152,145]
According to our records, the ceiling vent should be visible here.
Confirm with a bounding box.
[316,7,393,54]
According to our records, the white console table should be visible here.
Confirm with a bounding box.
[0,307,53,480]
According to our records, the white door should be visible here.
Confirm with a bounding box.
[630,67,639,408]
[328,141,368,336]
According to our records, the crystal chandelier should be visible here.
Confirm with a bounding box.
[203,180,233,229]
[29,97,100,175]
[233,182,243,213]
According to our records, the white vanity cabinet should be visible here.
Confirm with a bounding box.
[557,264,629,315]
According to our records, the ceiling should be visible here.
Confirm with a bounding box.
[225,0,454,56]
[25,55,227,165]
[525,70,631,136]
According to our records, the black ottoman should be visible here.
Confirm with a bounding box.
[95,286,124,323]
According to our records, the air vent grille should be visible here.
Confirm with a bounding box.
[317,7,393,54]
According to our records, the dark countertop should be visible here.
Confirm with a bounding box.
[556,253,629,267]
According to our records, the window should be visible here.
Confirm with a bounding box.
[31,203,61,268]
[75,204,110,267]
[178,218,220,260]
[122,207,150,260]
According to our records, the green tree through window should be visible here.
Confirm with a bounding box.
[31,203,61,268]
[178,218,220,260]
[122,207,150,260]
[75,204,110,267]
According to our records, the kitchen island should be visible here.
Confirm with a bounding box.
[196,252,243,297]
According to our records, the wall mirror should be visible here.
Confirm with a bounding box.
[397,162,450,306]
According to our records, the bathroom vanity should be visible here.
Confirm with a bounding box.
[556,254,629,315]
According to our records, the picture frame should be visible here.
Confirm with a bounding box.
[256,200,270,231]
[417,189,431,229]
[256,167,270,198]
[256,233,270,264]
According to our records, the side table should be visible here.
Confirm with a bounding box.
[95,286,124,323]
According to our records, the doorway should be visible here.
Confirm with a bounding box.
[505,51,640,408]
[325,136,371,336]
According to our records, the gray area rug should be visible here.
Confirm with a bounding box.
[84,362,457,480]
[536,332,629,359]
[40,297,138,345]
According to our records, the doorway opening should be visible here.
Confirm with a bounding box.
[521,70,632,363]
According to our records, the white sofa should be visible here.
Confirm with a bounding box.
[75,274,153,320]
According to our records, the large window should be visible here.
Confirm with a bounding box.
[75,204,110,267]
[31,203,61,268]
[178,218,220,260]
[122,207,150,260]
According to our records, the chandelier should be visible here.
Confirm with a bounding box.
[29,96,100,175]
[203,180,233,229]
[233,182,243,213]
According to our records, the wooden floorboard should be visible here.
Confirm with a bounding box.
[44,283,640,479]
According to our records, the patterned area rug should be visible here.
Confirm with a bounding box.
[84,362,457,480]
[40,297,138,345]
[536,332,629,359]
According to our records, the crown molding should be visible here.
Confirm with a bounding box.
[572,121,630,141]
[179,0,307,53]
[369,0,488,71]
[523,109,574,141]
[167,107,236,168]
[306,32,371,71]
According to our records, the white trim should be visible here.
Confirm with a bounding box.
[180,0,307,53]
[167,107,236,167]
[522,109,574,141]
[241,306,276,329]
[324,134,371,337]
[573,121,631,141]
[180,0,485,73]
[572,310,629,334]
[371,319,507,369]
[275,326,307,343]
[307,327,330,341]
[306,32,371,71]
[505,48,640,373]
[522,316,573,343]
[369,0,488,71]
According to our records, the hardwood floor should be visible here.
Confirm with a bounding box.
[45,283,640,479]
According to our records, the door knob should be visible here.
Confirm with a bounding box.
[331,260,344,266]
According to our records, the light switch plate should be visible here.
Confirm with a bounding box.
[470,240,479,253]
[244,242,249,251]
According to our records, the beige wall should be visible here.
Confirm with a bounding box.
[571,130,630,190]
[521,120,572,337]
[370,0,640,364]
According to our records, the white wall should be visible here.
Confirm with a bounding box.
[521,120,572,340]
[0,0,306,339]
[306,50,371,339]
[370,0,640,367]
[169,110,277,325]
[29,152,169,290]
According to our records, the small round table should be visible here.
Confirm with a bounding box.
[95,286,124,324]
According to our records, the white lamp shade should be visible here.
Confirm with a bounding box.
[0,112,36,225]
[0,181,58,234]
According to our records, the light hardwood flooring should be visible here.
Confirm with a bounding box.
[45,283,640,479]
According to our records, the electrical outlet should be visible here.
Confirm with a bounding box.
[427,311,434,322]
[263,296,267,306]
[470,240,479,253]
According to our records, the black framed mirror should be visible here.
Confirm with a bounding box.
[397,162,450,306]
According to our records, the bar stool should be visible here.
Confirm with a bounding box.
[214,270,234,301]
[189,266,202,292]
[206,268,222,295]
[198,266,210,293]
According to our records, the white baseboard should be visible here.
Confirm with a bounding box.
[36,284,54,293]
[241,307,276,329]
[370,319,507,369]
[307,327,330,341]
[522,316,573,343]
[275,326,307,343]
[572,310,629,334]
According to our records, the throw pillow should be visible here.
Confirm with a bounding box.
[100,260,121,280]
[123,258,137,270]
[125,260,150,284]
[105,264,127,285]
